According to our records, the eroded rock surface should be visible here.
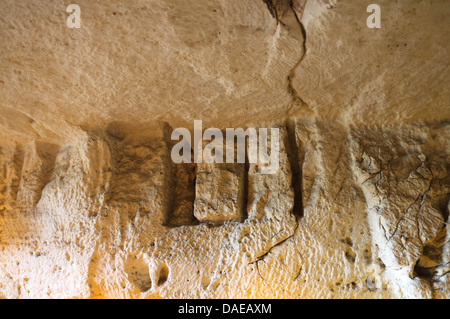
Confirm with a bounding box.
[0,0,449,298]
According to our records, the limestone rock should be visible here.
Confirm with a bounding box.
[0,0,449,299]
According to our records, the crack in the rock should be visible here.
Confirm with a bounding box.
[259,1,309,107]
[387,182,432,243]
[249,217,299,264]
[385,169,436,244]
[287,0,308,105]
[362,166,382,185]
[415,183,433,245]
[414,174,435,243]
[262,0,279,22]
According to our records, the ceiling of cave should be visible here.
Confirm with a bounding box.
[0,0,449,143]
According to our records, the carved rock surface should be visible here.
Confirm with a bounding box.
[194,162,246,224]
[0,0,449,299]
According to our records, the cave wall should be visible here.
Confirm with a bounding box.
[0,0,449,298]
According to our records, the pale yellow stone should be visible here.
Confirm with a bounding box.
[0,0,449,299]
